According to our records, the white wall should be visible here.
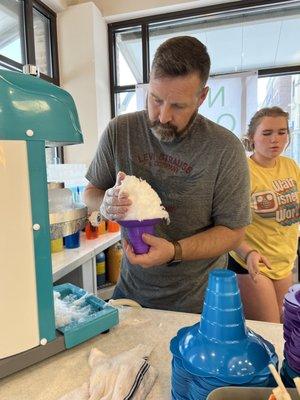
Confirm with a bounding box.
[57,2,111,166]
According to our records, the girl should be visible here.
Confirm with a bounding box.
[228,107,299,323]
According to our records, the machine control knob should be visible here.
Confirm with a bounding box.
[33,223,41,231]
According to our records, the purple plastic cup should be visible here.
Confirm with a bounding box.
[118,218,162,254]
[285,290,300,307]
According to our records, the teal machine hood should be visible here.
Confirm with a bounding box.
[0,70,118,378]
[0,70,83,145]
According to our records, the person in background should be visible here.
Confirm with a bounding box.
[228,107,300,323]
[84,36,251,313]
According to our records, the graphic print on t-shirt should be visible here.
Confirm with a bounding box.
[251,177,299,226]
[136,151,193,175]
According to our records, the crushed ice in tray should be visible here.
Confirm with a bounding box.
[54,291,98,328]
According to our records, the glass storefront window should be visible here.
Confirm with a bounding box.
[116,26,142,86]
[115,91,136,116]
[0,0,25,64]
[258,74,300,164]
[33,8,52,77]
[148,6,300,75]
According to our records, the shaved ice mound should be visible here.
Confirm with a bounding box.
[119,175,169,222]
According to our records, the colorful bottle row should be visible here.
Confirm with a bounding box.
[85,220,120,240]
[51,231,80,253]
[96,242,123,288]
[50,220,120,253]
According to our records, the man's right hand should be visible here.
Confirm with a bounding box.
[100,171,132,220]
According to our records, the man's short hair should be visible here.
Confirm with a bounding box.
[151,36,211,86]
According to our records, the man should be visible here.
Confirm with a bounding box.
[84,36,250,313]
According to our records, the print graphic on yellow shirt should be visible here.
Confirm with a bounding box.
[252,177,299,225]
[230,156,299,280]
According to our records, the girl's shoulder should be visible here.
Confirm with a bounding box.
[278,156,299,171]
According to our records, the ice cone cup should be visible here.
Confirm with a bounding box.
[118,218,161,254]
[200,269,247,342]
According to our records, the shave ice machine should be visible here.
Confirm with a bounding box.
[0,69,118,378]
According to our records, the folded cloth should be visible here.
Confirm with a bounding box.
[58,344,158,400]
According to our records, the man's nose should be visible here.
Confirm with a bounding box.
[159,105,172,124]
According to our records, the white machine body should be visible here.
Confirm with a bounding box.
[0,140,40,358]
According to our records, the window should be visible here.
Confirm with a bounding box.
[115,27,142,86]
[108,0,300,162]
[0,0,59,84]
[33,7,52,77]
[148,6,300,75]
[0,0,25,64]
[258,73,300,164]
[0,0,61,164]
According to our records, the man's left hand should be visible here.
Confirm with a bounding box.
[124,234,175,268]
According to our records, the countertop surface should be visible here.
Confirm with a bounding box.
[0,307,284,400]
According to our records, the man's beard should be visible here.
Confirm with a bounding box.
[148,111,198,143]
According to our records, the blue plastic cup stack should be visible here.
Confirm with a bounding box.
[170,269,278,400]
[280,283,300,387]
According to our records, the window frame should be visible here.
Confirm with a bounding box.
[108,0,300,118]
[0,0,60,85]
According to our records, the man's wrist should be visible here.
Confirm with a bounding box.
[167,240,183,266]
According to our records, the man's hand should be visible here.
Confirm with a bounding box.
[100,171,132,220]
[246,251,271,283]
[124,234,175,268]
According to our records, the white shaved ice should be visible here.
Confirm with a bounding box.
[119,175,169,222]
[54,291,92,328]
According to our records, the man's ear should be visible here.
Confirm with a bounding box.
[197,86,209,107]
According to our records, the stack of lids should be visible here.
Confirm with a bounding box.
[281,284,300,387]
[170,269,278,400]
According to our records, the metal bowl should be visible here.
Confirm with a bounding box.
[49,205,87,239]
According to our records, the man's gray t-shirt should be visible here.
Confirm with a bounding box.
[86,110,250,313]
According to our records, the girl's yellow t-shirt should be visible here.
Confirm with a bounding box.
[230,156,300,279]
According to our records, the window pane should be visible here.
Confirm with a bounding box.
[258,74,300,164]
[116,27,142,86]
[115,91,136,116]
[33,8,52,77]
[0,0,25,63]
[149,5,300,75]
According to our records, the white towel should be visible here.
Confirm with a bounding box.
[58,344,158,400]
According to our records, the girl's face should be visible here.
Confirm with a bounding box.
[252,116,289,161]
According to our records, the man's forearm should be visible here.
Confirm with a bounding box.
[83,185,105,212]
[179,226,246,261]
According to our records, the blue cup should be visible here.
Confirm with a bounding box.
[64,231,80,249]
[206,269,239,295]
[199,269,247,342]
